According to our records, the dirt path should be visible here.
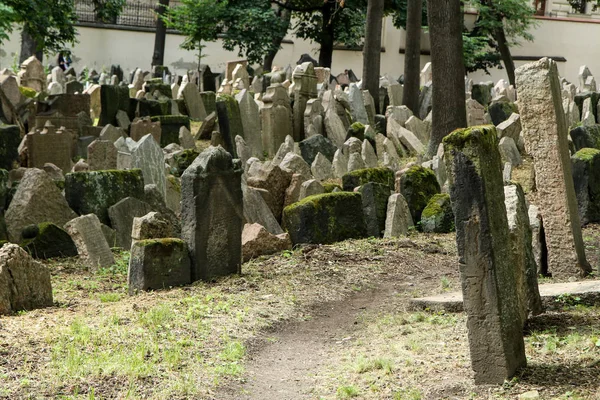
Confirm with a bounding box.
[217,281,405,400]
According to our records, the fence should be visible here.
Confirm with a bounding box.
[74,0,161,28]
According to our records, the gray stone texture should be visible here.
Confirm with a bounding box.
[516,58,591,277]
[64,213,115,269]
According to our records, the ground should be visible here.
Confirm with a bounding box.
[0,226,599,399]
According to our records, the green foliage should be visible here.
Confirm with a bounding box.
[0,3,16,44]
[389,0,427,29]
[163,0,226,54]
[92,0,126,23]
[3,0,78,55]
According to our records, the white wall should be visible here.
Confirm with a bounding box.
[0,16,598,87]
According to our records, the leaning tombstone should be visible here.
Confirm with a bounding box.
[443,125,527,384]
[181,146,243,281]
[516,58,591,277]
[64,214,115,270]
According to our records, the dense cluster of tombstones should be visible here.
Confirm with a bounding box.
[0,54,597,384]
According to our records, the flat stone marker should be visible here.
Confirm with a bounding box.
[410,280,600,312]
[64,214,115,270]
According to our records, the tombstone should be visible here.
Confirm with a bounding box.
[443,125,526,384]
[99,124,125,143]
[304,98,325,138]
[66,80,84,95]
[5,168,78,243]
[261,85,293,157]
[298,179,325,201]
[232,64,250,90]
[362,139,378,168]
[17,56,45,92]
[418,82,433,120]
[359,182,391,237]
[280,152,312,180]
[179,126,195,150]
[178,81,207,120]
[65,169,145,225]
[130,117,161,143]
[64,214,115,269]
[348,83,369,125]
[242,183,283,235]
[84,84,102,119]
[504,183,544,321]
[0,244,53,315]
[471,82,494,107]
[516,58,591,277]
[299,134,336,166]
[0,75,23,123]
[235,89,263,157]
[324,105,347,149]
[181,146,243,281]
[235,135,251,166]
[0,125,20,170]
[387,83,403,107]
[131,134,166,200]
[420,62,432,86]
[498,137,522,167]
[292,62,318,142]
[466,98,487,127]
[578,65,596,91]
[384,193,413,237]
[108,197,154,249]
[99,85,131,127]
[87,139,118,171]
[311,152,333,181]
[25,123,73,173]
[496,113,521,143]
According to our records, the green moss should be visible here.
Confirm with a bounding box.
[20,222,77,259]
[167,175,181,193]
[173,149,200,177]
[399,165,441,226]
[342,167,395,191]
[421,194,446,219]
[420,193,454,233]
[322,183,342,193]
[136,238,184,248]
[574,147,600,163]
[284,191,359,214]
[443,125,498,175]
[19,86,37,98]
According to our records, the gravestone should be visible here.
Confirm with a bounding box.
[215,94,243,157]
[516,58,591,277]
[359,182,391,237]
[108,197,153,249]
[0,124,20,170]
[130,117,161,143]
[178,81,207,120]
[5,168,77,243]
[87,139,118,171]
[292,62,318,142]
[261,85,293,157]
[99,85,132,127]
[304,98,324,138]
[17,56,45,92]
[64,214,115,269]
[348,83,369,125]
[443,124,526,384]
[131,134,166,200]
[384,193,413,237]
[235,89,263,157]
[25,123,73,173]
[65,169,145,225]
[181,146,243,281]
[0,244,53,315]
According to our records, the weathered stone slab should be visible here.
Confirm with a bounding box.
[5,168,77,243]
[443,124,526,384]
[108,197,154,249]
[261,85,293,157]
[65,169,145,225]
[87,140,118,171]
[25,124,73,173]
[64,214,115,269]
[236,89,263,157]
[384,193,413,237]
[181,146,243,281]
[516,58,591,277]
[128,238,191,294]
[359,182,391,237]
[131,134,166,200]
[0,244,53,315]
[242,223,291,262]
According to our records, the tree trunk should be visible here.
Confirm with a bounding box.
[19,26,43,64]
[152,0,169,67]
[263,7,292,72]
[362,0,384,114]
[494,26,515,87]
[402,0,422,115]
[318,4,335,68]
[426,0,466,158]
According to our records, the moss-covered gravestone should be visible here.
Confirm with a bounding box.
[569,125,600,152]
[282,192,367,244]
[358,182,391,237]
[21,223,77,259]
[65,169,145,225]
[342,167,395,192]
[516,58,591,277]
[572,148,600,225]
[182,146,243,282]
[443,125,526,384]
[420,193,454,233]
[398,165,440,225]
[128,239,191,295]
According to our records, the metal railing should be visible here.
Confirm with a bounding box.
[74,0,160,28]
